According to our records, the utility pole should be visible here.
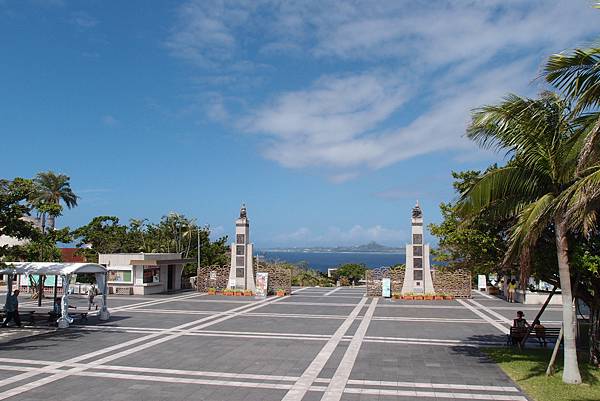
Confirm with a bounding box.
[197,227,201,268]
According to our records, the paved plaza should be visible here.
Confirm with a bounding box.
[0,287,564,401]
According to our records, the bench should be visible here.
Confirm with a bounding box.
[507,326,561,348]
[51,312,88,326]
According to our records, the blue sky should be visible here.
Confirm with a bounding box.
[1,1,598,248]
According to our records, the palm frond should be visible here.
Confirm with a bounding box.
[545,47,600,114]
[504,193,557,278]
[458,166,546,218]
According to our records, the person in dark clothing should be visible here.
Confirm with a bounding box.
[1,289,21,327]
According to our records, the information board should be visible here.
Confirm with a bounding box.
[255,272,268,298]
[382,278,391,298]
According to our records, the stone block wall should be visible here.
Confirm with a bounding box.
[366,267,405,297]
[432,269,472,298]
[196,264,292,295]
[255,265,292,295]
[196,265,230,292]
[367,267,470,297]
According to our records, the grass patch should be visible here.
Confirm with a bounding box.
[483,347,600,401]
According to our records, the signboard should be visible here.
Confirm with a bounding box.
[382,278,391,298]
[478,274,487,291]
[255,272,268,298]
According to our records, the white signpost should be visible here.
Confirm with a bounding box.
[478,274,487,292]
[382,278,391,298]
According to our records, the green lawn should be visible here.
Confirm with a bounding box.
[484,348,600,401]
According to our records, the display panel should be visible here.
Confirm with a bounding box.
[236,245,245,255]
[413,234,422,244]
[108,270,132,283]
[236,234,245,244]
[413,245,423,256]
[236,267,245,278]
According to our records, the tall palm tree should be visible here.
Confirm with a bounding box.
[32,171,79,231]
[459,92,583,384]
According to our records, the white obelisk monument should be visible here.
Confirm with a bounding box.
[228,204,256,291]
[401,201,434,294]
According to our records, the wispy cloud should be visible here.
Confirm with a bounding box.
[167,1,600,180]
[102,115,119,127]
[71,11,97,29]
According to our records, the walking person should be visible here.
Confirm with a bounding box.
[87,284,97,311]
[507,279,517,303]
[1,289,21,328]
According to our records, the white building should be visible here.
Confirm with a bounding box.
[99,253,193,295]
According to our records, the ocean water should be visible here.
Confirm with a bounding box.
[257,251,406,272]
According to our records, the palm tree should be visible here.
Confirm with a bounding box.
[545,46,600,175]
[459,92,583,384]
[31,171,79,231]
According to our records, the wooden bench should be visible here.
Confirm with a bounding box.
[508,326,561,348]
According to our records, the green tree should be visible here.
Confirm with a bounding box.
[31,171,78,231]
[429,170,510,274]
[334,263,366,286]
[459,92,583,383]
[0,178,38,264]
[72,216,133,262]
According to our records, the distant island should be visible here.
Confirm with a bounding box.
[260,241,405,254]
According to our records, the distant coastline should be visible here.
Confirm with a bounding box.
[260,241,406,254]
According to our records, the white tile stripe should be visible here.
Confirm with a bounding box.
[0,296,287,400]
[457,299,510,334]
[322,297,379,401]
[467,299,513,325]
[343,387,527,400]
[324,287,342,296]
[473,289,495,299]
[0,358,520,393]
[281,297,368,401]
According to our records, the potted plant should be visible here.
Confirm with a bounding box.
[444,293,454,300]
[223,288,233,296]
[244,289,252,296]
[424,293,434,301]
[403,292,414,300]
[235,289,244,296]
[276,288,286,297]
[414,293,424,300]
[207,287,216,295]
[434,293,444,300]
[392,292,401,300]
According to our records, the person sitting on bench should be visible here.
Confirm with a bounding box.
[511,311,530,344]
[533,319,547,347]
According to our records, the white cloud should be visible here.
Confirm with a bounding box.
[71,11,97,28]
[102,115,119,126]
[168,1,600,179]
[273,225,406,246]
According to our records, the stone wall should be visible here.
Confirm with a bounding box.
[367,267,470,297]
[432,269,472,298]
[366,267,405,297]
[196,265,230,292]
[255,265,292,295]
[196,264,292,295]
